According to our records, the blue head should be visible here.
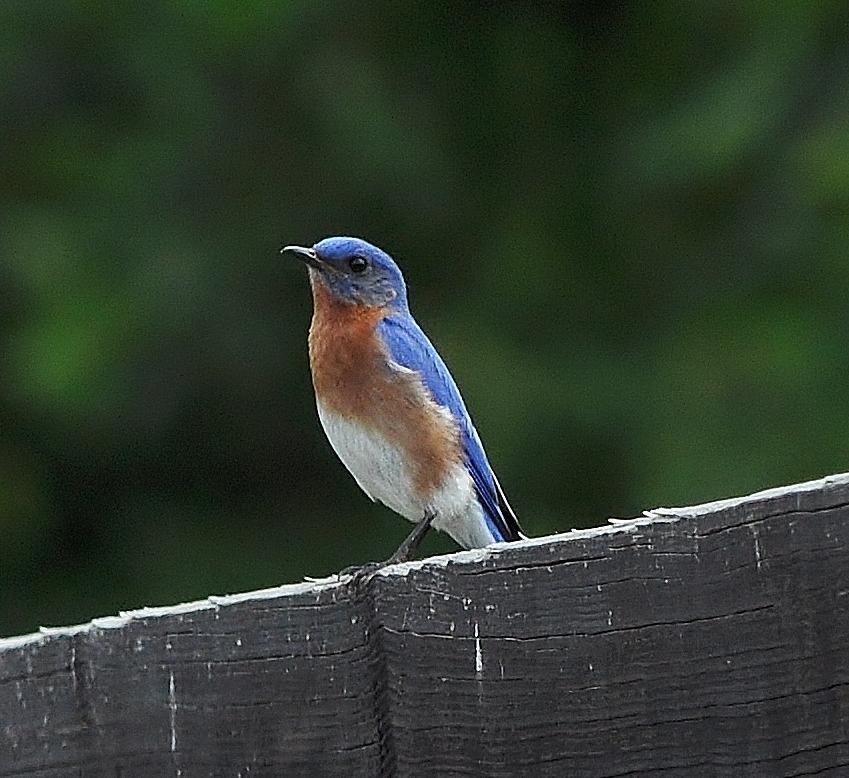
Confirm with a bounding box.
[284,236,408,309]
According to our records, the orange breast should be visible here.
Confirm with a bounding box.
[308,278,461,494]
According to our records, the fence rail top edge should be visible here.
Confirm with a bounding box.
[2,470,847,652]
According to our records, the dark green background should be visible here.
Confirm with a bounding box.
[3,2,848,638]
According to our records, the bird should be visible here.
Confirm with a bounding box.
[284,236,525,568]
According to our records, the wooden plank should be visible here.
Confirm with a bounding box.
[375,473,849,776]
[2,473,849,776]
[1,584,379,776]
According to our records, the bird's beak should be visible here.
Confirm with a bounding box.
[281,244,322,270]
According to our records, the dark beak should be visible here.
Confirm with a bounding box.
[281,244,322,269]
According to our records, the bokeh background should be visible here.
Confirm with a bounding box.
[3,2,849,638]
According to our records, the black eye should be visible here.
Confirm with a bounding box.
[349,255,368,273]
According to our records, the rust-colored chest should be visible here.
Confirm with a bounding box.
[307,278,389,418]
[305,277,462,493]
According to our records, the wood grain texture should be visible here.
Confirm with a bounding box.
[2,473,849,777]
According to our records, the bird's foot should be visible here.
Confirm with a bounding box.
[339,511,437,594]
[339,560,388,593]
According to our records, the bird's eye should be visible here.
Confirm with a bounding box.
[349,256,368,273]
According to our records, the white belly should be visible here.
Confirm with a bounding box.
[315,401,496,549]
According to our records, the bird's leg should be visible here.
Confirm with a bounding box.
[342,512,436,588]
[386,510,436,565]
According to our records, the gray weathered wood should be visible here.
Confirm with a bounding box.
[2,473,849,776]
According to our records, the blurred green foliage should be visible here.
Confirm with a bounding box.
[2,2,849,637]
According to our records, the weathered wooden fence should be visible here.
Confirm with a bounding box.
[2,473,849,776]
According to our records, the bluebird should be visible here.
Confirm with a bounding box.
[284,237,525,567]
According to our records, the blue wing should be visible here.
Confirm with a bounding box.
[378,313,523,543]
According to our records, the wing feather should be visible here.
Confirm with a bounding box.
[378,314,524,542]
